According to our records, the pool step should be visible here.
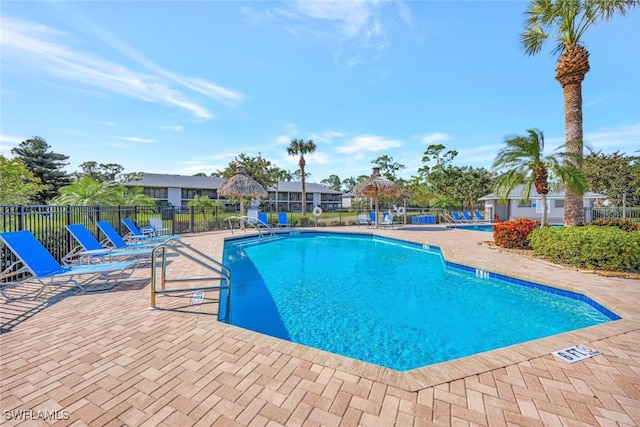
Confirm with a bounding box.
[232,235,283,248]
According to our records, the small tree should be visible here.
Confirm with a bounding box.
[188,195,222,219]
[0,155,45,204]
[492,128,585,226]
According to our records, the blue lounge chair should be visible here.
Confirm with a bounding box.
[473,210,488,222]
[451,211,466,223]
[462,211,474,222]
[0,230,136,300]
[97,221,172,250]
[277,212,291,228]
[369,212,376,223]
[64,224,154,265]
[121,218,179,243]
[258,212,269,228]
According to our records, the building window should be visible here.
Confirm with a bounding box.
[517,199,533,207]
[554,200,565,208]
[181,189,217,200]
[143,187,168,198]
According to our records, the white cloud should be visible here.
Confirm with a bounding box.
[160,125,183,131]
[0,16,244,120]
[455,144,504,168]
[266,0,411,65]
[421,133,450,145]
[336,135,404,154]
[0,134,23,156]
[584,124,640,152]
[309,130,345,144]
[118,137,155,143]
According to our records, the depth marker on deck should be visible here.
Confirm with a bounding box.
[552,344,602,363]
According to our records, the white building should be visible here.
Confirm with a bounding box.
[479,185,606,223]
[122,173,342,211]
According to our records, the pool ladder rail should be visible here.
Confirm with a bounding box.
[226,216,282,242]
[149,240,232,322]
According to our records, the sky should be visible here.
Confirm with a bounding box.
[1,1,639,184]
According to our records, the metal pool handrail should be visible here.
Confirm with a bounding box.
[226,216,277,239]
[149,241,231,322]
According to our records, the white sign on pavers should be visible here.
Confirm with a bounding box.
[552,344,602,363]
[190,292,205,305]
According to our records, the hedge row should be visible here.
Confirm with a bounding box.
[528,226,640,272]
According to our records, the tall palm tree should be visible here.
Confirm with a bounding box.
[286,139,317,216]
[520,0,638,226]
[492,129,586,227]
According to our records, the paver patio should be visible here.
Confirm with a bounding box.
[1,225,639,426]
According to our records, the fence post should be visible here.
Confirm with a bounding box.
[18,205,25,230]
[66,205,73,250]
[171,206,176,234]
[66,205,72,226]
[190,206,195,233]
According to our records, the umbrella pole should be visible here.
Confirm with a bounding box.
[240,198,245,230]
[375,197,379,229]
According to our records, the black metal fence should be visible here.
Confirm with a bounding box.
[0,204,230,271]
[0,204,439,269]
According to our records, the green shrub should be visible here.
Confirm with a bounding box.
[528,226,640,272]
[588,218,639,231]
[493,218,539,249]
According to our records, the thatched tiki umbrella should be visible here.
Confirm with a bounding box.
[218,164,267,227]
[353,167,400,228]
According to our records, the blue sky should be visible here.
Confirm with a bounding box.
[1,1,639,184]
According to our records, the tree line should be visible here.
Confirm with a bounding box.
[2,135,638,218]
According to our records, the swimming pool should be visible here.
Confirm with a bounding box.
[221,232,618,371]
[448,224,494,232]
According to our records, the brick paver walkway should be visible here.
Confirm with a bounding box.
[1,226,639,426]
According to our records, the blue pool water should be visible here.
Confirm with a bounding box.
[222,233,617,371]
[448,224,494,232]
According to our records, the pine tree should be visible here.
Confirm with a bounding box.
[11,136,72,204]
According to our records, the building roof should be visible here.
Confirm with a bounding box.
[268,181,342,194]
[122,173,342,194]
[479,184,606,201]
[122,173,225,189]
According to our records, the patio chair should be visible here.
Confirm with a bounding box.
[356,214,370,228]
[258,213,269,228]
[369,212,376,224]
[0,230,136,301]
[149,218,171,235]
[277,212,291,228]
[379,212,395,229]
[64,224,154,265]
[462,211,475,222]
[247,209,259,225]
[121,218,179,243]
[451,212,466,223]
[97,221,178,250]
[473,210,488,222]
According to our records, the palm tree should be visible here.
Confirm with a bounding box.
[53,177,155,206]
[520,0,638,225]
[492,129,586,227]
[286,139,317,216]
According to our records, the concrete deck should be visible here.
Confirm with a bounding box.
[1,225,639,426]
